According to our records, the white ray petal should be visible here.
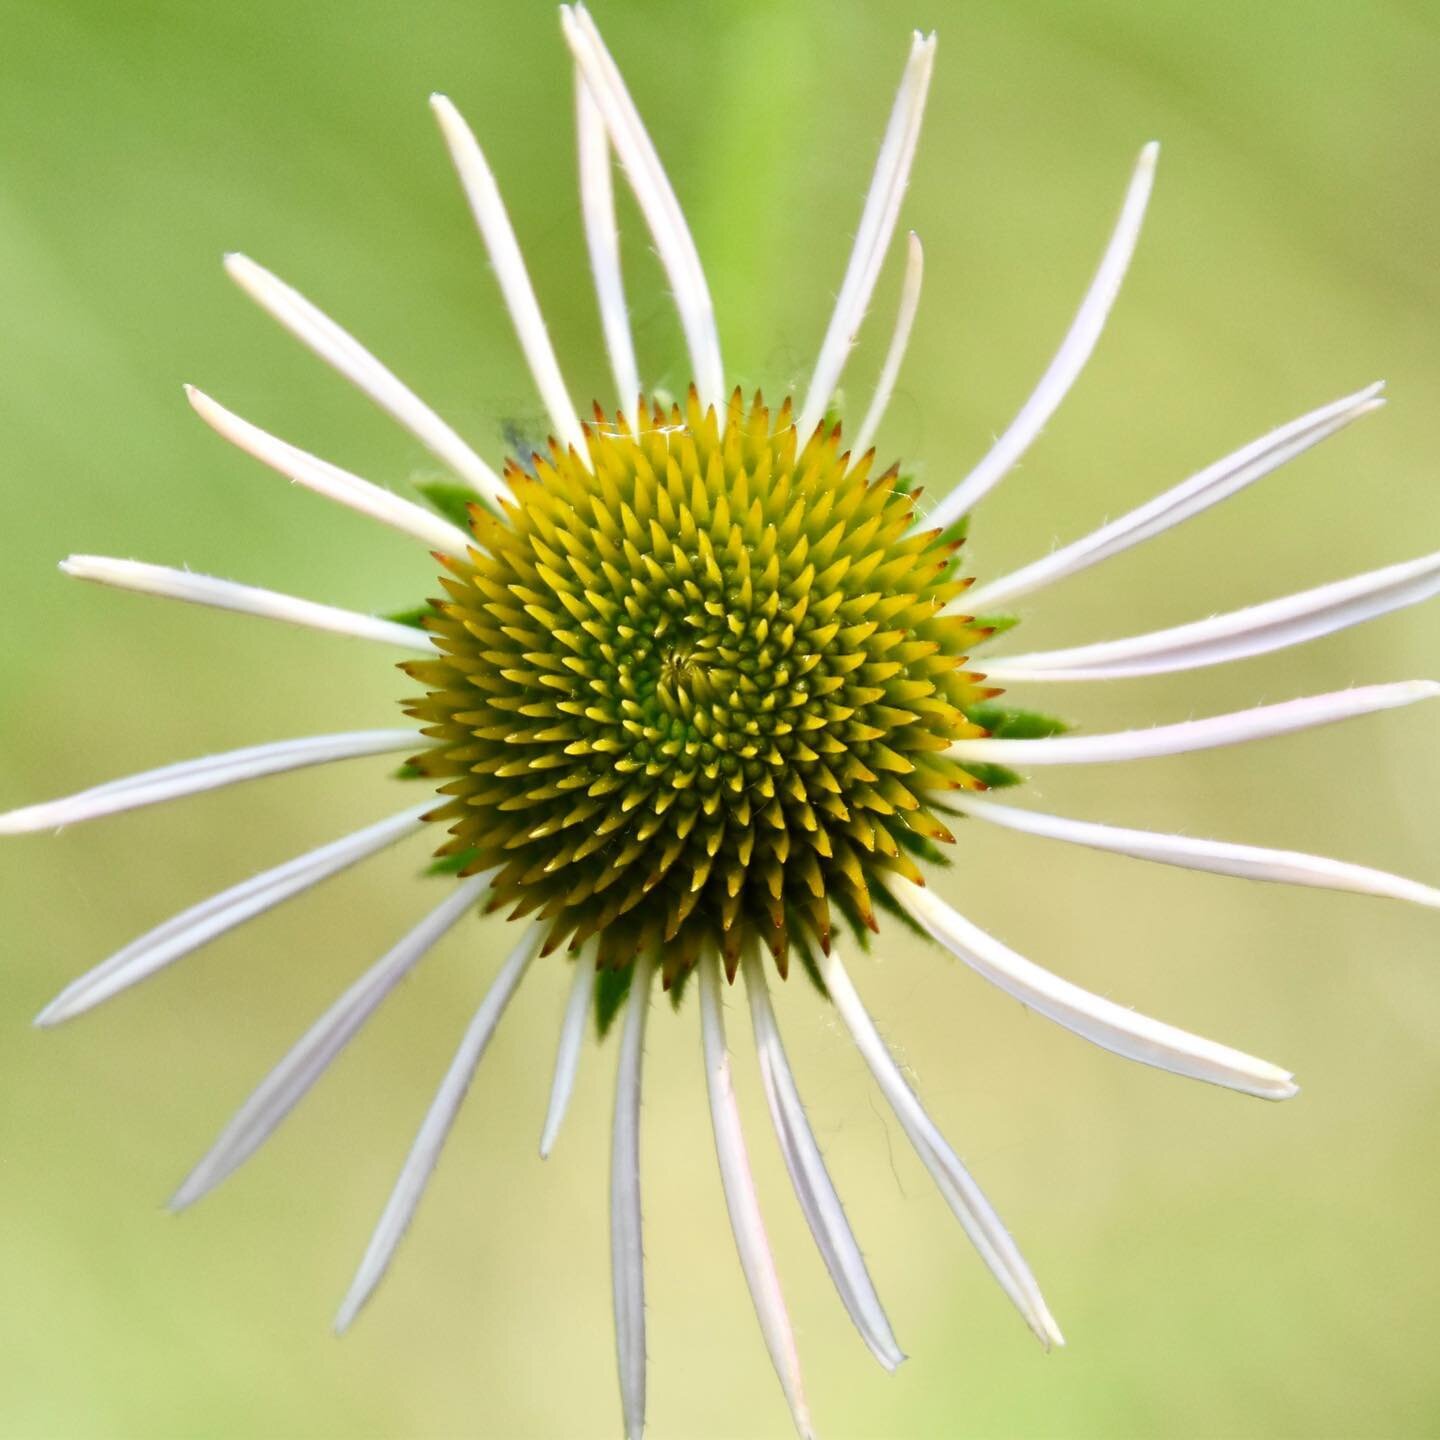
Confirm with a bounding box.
[170,873,497,1214]
[814,945,1063,1348]
[224,253,513,509]
[962,382,1385,612]
[612,951,656,1440]
[539,943,599,1159]
[981,547,1440,682]
[430,95,590,467]
[562,5,725,422]
[699,952,812,1440]
[334,919,540,1333]
[890,876,1297,1100]
[850,231,924,463]
[927,143,1158,531]
[60,555,436,653]
[0,730,418,835]
[37,804,431,1026]
[797,35,936,443]
[946,681,1440,768]
[577,74,640,428]
[186,386,474,558]
[741,948,904,1372]
[951,792,1440,909]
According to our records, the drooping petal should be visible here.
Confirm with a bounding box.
[577,73,640,428]
[797,34,936,443]
[699,951,812,1440]
[430,95,590,465]
[925,143,1158,531]
[170,872,498,1213]
[889,877,1297,1100]
[0,729,418,835]
[333,919,541,1332]
[980,547,1440,682]
[741,947,904,1372]
[962,382,1385,612]
[36,803,431,1026]
[945,681,1440,767]
[561,5,724,421]
[539,943,599,1159]
[61,555,435,652]
[611,951,656,1440]
[851,231,924,462]
[224,253,513,508]
[814,945,1064,1348]
[186,386,474,558]
[951,792,1440,908]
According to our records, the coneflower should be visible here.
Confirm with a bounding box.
[6,8,1439,1438]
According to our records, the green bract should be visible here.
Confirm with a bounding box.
[404,389,999,982]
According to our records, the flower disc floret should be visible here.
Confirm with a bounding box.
[405,388,994,979]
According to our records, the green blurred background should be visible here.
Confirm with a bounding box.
[4,1,1440,1436]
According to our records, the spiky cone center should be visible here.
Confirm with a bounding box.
[404,388,996,984]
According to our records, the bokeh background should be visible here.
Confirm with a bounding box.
[3,1,1440,1436]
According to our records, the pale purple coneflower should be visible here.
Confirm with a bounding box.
[5,8,1439,1437]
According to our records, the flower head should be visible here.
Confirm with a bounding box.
[7,6,1440,1437]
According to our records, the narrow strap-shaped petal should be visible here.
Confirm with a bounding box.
[36,803,431,1026]
[945,681,1440,767]
[982,547,1440,682]
[561,5,724,422]
[962,382,1385,612]
[926,144,1158,531]
[951,792,1440,908]
[851,231,924,462]
[539,943,599,1158]
[889,876,1296,1100]
[224,253,513,508]
[0,729,418,835]
[699,952,812,1440]
[612,951,655,1440]
[797,34,936,443]
[61,555,435,652]
[814,945,1063,1348]
[333,919,541,1332]
[170,872,497,1213]
[186,386,474,558]
[430,96,590,466]
[577,73,640,429]
[741,948,904,1372]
